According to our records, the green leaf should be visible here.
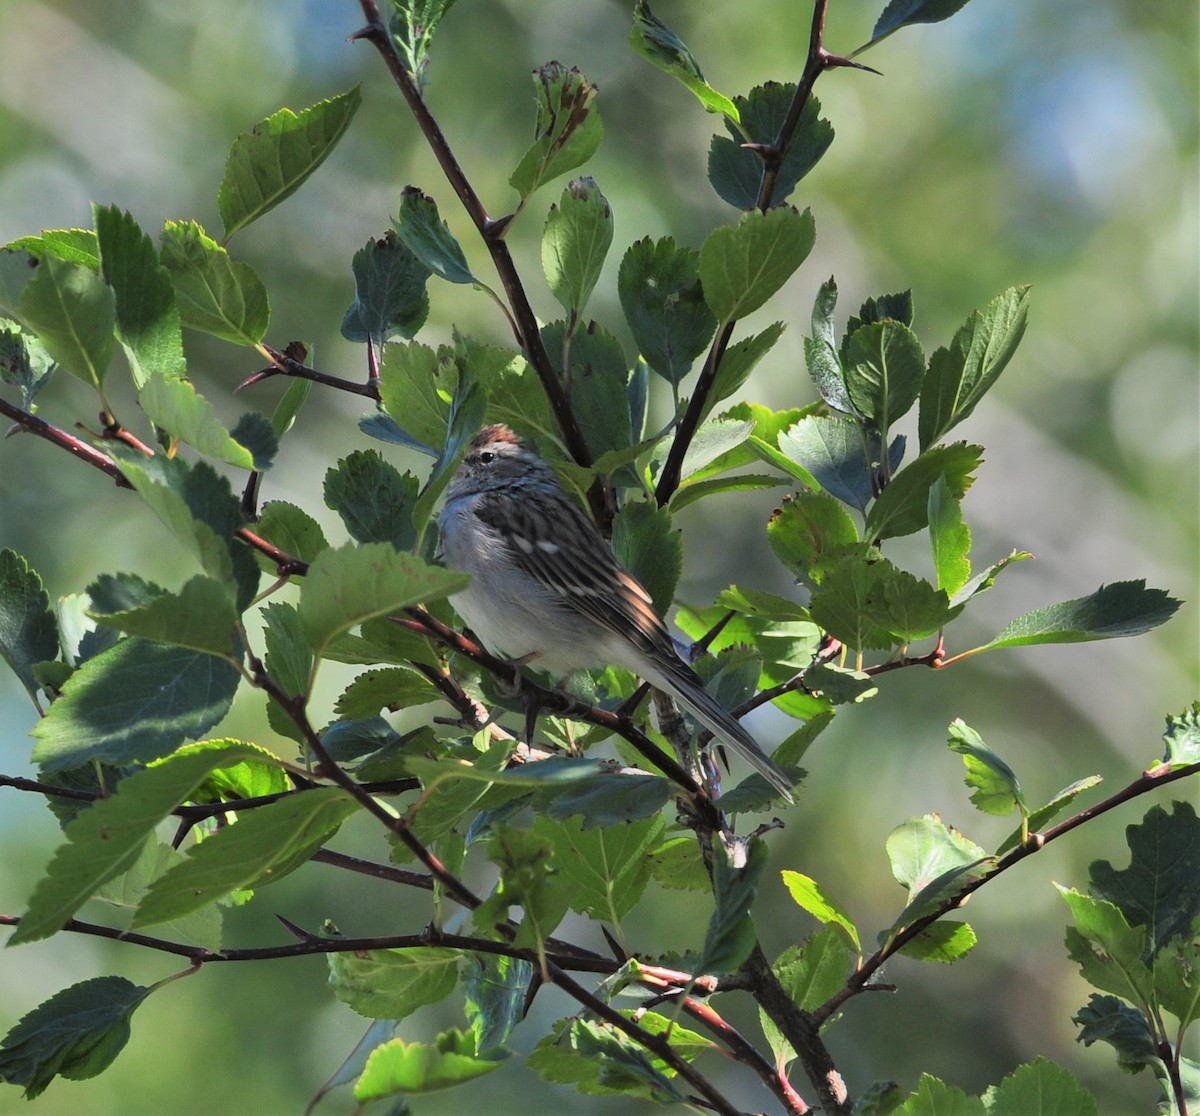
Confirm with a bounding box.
[93,204,186,387]
[996,775,1102,855]
[159,219,269,345]
[861,0,977,53]
[134,787,358,926]
[767,490,860,585]
[610,500,681,615]
[885,814,992,930]
[329,947,460,1019]
[539,813,663,924]
[90,575,237,657]
[218,87,362,240]
[843,320,925,439]
[708,83,833,210]
[1160,702,1200,768]
[509,63,602,201]
[774,928,854,1011]
[918,285,1030,450]
[476,825,571,960]
[18,253,115,391]
[1072,994,1164,1079]
[334,666,440,718]
[270,376,312,439]
[781,870,860,953]
[866,442,982,541]
[981,580,1181,651]
[669,473,787,513]
[646,835,709,892]
[705,320,786,417]
[1154,926,1200,1029]
[617,237,716,387]
[0,323,55,408]
[261,602,314,741]
[805,276,854,413]
[324,449,419,552]
[388,0,459,86]
[777,415,900,512]
[355,1030,502,1100]
[252,501,329,567]
[0,549,59,702]
[948,549,1033,608]
[947,719,1025,817]
[983,1056,1098,1116]
[298,542,467,661]
[895,1074,985,1116]
[139,374,277,470]
[31,638,240,774]
[377,340,452,452]
[0,977,150,1099]
[699,206,816,323]
[928,475,972,594]
[630,0,738,120]
[465,954,533,1054]
[1059,887,1154,1005]
[10,741,264,943]
[341,230,431,344]
[1089,801,1200,955]
[897,920,977,963]
[542,177,612,315]
[4,230,99,269]
[698,838,767,975]
[393,186,477,285]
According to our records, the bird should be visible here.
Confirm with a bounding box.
[436,423,792,801]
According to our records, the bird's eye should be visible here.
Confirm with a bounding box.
[478,451,495,465]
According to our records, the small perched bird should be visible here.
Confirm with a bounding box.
[437,423,792,800]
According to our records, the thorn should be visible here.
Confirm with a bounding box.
[238,368,277,391]
[347,24,379,44]
[821,49,882,76]
[275,914,318,942]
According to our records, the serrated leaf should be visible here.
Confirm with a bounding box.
[928,475,972,594]
[775,928,854,1011]
[93,204,185,387]
[861,0,976,53]
[218,87,362,240]
[983,1057,1097,1116]
[542,177,612,315]
[140,374,277,470]
[134,787,358,926]
[329,947,460,1019]
[697,838,767,975]
[355,1030,502,1100]
[885,815,992,933]
[948,549,1032,608]
[897,920,977,963]
[947,718,1025,817]
[981,580,1181,651]
[777,416,897,513]
[393,185,477,285]
[918,285,1030,450]
[4,230,99,269]
[1059,887,1154,1005]
[1072,994,1161,1077]
[341,230,431,344]
[0,977,150,1099]
[996,775,1102,855]
[252,501,329,567]
[334,666,440,718]
[767,490,860,584]
[843,320,925,439]
[1161,702,1200,768]
[298,541,467,660]
[159,219,269,345]
[0,323,55,408]
[708,83,833,210]
[90,574,237,657]
[1154,929,1200,1029]
[465,954,533,1054]
[699,206,815,322]
[630,0,738,120]
[18,253,115,391]
[610,500,680,615]
[805,276,854,413]
[646,835,709,892]
[705,320,785,418]
[509,63,602,201]
[781,870,860,953]
[0,548,59,702]
[866,442,982,541]
[324,449,419,552]
[389,0,459,86]
[895,1074,985,1116]
[31,638,240,774]
[541,319,631,466]
[10,741,264,943]
[377,339,452,452]
[616,236,716,387]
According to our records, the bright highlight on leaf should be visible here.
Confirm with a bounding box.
[630,0,739,121]
[509,63,603,201]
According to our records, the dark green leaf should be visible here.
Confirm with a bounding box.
[11,741,265,943]
[843,320,925,438]
[778,415,904,512]
[866,442,982,541]
[610,501,681,615]
[18,253,115,390]
[334,666,440,718]
[329,947,460,1019]
[705,320,785,417]
[270,376,312,439]
[218,87,363,240]
[918,285,1030,450]
[477,825,571,956]
[324,449,419,552]
[0,977,150,1099]
[894,1075,985,1115]
[1073,994,1161,1076]
[394,186,477,285]
[982,580,1181,651]
[983,1058,1097,1116]
[699,206,816,322]
[31,639,240,774]
[90,575,238,657]
[93,204,185,386]
[698,838,767,974]
[0,549,58,702]
[864,0,976,53]
[340,230,431,344]
[708,83,833,210]
[542,177,612,315]
[377,339,452,452]
[0,323,54,408]
[630,0,738,119]
[805,276,854,413]
[465,954,533,1054]
[159,220,269,345]
[252,501,329,567]
[617,236,716,387]
[541,320,630,465]
[134,788,358,926]
[509,63,602,201]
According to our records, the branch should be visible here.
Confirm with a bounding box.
[812,761,1200,1024]
[241,343,378,399]
[0,398,131,488]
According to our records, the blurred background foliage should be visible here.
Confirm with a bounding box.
[0,1,1196,1113]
